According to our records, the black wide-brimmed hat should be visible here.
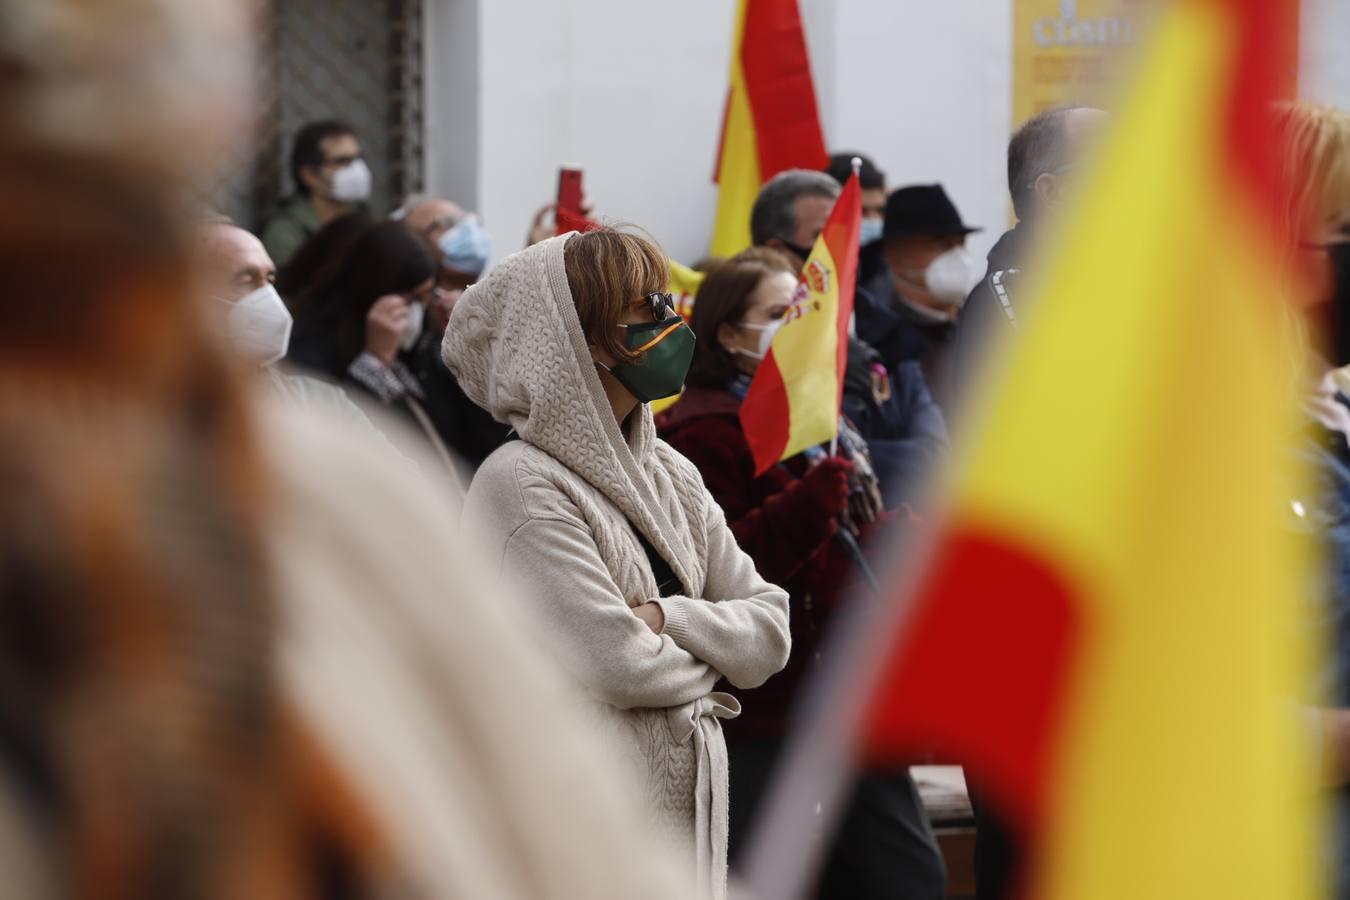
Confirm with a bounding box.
[883,184,981,238]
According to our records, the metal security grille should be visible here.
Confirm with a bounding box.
[197,0,424,231]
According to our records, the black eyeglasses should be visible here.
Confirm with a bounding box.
[322,152,362,168]
[641,292,677,321]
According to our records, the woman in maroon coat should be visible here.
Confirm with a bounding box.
[657,247,946,900]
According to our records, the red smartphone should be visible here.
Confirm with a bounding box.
[557,166,584,215]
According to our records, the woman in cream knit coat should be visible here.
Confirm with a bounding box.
[446,228,792,898]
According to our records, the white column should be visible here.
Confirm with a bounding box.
[424,0,481,211]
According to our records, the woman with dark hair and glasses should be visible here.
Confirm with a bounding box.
[287,219,462,472]
[657,246,948,900]
[446,227,790,900]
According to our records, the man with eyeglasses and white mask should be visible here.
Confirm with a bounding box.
[390,195,512,469]
[391,194,494,334]
[198,218,378,428]
[856,184,985,412]
[261,119,373,267]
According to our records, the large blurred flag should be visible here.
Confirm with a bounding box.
[710,0,828,257]
[744,0,1316,898]
[739,169,860,475]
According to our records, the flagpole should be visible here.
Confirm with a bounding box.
[829,158,862,460]
[740,510,943,899]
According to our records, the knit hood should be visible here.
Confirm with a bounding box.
[442,234,698,590]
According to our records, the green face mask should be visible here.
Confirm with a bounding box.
[604,309,697,403]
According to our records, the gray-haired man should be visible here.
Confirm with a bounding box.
[955,105,1108,375]
[750,168,842,269]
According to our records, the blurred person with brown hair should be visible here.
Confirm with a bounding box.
[446,228,792,900]
[0,5,403,895]
[656,247,947,900]
[0,3,705,899]
[1272,101,1350,898]
[261,120,371,267]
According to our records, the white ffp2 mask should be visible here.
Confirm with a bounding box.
[734,318,785,361]
[399,298,425,352]
[221,284,292,366]
[330,158,373,203]
[923,246,983,307]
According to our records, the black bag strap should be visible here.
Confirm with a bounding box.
[632,526,685,598]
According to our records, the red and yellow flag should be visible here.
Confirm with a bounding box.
[854,1,1314,898]
[667,258,705,321]
[739,2,1316,898]
[710,0,829,257]
[739,170,860,475]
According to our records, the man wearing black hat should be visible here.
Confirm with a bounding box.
[857,184,984,409]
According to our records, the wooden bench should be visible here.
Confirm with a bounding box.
[912,766,977,900]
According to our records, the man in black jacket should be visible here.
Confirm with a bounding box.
[953,104,1106,900]
[953,105,1108,426]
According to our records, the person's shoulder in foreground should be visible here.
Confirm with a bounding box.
[257,397,692,899]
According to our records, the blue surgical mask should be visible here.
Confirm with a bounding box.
[860,217,884,247]
[437,214,492,276]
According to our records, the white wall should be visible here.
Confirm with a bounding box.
[471,0,735,265]
[820,0,1013,263]
[428,0,1014,267]
[427,0,1348,269]
[425,0,479,211]
[1301,0,1350,111]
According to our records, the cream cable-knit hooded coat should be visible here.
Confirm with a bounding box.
[445,234,791,898]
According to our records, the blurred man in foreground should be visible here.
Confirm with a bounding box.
[0,3,692,897]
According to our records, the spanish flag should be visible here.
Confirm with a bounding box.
[743,0,1317,897]
[710,0,829,258]
[667,258,705,321]
[739,169,860,475]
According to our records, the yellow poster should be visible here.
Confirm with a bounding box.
[1013,0,1298,130]
[1012,0,1160,129]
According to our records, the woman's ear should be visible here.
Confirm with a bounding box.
[717,322,741,356]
